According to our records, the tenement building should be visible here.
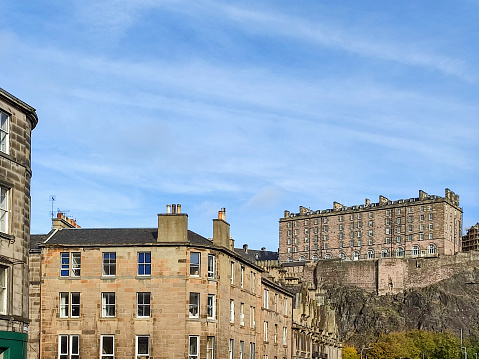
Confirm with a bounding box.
[462,223,479,252]
[0,88,38,358]
[29,206,294,359]
[279,189,462,263]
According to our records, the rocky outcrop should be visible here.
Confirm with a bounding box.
[323,268,479,347]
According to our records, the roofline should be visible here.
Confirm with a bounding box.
[0,87,38,129]
[262,276,294,297]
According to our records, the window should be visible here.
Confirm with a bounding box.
[429,223,434,230]
[396,247,404,257]
[207,254,216,279]
[0,111,9,154]
[287,238,291,245]
[350,222,354,230]
[420,233,424,241]
[323,243,327,250]
[283,327,287,345]
[137,292,151,317]
[0,186,8,233]
[339,215,344,222]
[429,213,434,220]
[250,306,255,328]
[240,341,244,359]
[408,216,413,223]
[325,253,331,259]
[429,233,433,240]
[60,292,80,318]
[274,324,278,344]
[263,289,269,309]
[138,252,151,276]
[305,245,309,251]
[264,321,268,342]
[241,266,245,288]
[357,222,362,229]
[369,212,374,218]
[230,262,234,284]
[250,272,256,293]
[369,229,373,237]
[189,292,199,318]
[190,252,200,276]
[353,252,359,261]
[71,253,81,276]
[396,236,401,243]
[386,218,391,225]
[413,246,419,256]
[207,294,216,319]
[250,342,256,359]
[101,335,114,359]
[60,252,81,277]
[386,227,390,234]
[102,293,115,317]
[385,237,390,244]
[381,249,389,258]
[189,336,199,359]
[397,208,402,215]
[207,337,215,359]
[287,247,291,253]
[369,238,373,246]
[240,302,244,325]
[408,234,413,241]
[340,252,346,260]
[230,299,234,323]
[274,293,278,312]
[59,334,79,359]
[0,267,7,314]
[350,240,354,247]
[420,214,425,221]
[102,252,116,276]
[428,244,436,254]
[304,228,308,234]
[409,225,413,232]
[136,336,149,359]
[367,250,374,259]
[229,339,234,359]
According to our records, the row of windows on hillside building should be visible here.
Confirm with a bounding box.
[285,243,438,262]
[58,334,228,359]
[60,252,258,289]
[285,206,437,227]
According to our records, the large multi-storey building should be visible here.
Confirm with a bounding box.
[279,189,462,263]
[462,223,479,252]
[0,88,38,358]
[29,206,294,359]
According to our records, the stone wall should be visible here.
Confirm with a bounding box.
[283,251,479,296]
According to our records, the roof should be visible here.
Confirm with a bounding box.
[234,247,279,264]
[0,87,38,129]
[30,233,49,251]
[35,227,211,247]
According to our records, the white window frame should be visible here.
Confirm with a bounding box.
[241,266,244,288]
[229,339,234,359]
[190,252,200,276]
[240,340,245,359]
[0,186,8,233]
[274,324,277,344]
[71,253,81,277]
[136,335,150,359]
[100,335,114,359]
[0,266,7,315]
[230,299,234,323]
[283,326,287,346]
[263,289,268,309]
[60,292,80,318]
[250,342,256,359]
[263,321,268,342]
[250,306,255,328]
[230,261,234,284]
[137,292,151,318]
[189,292,200,318]
[240,302,244,326]
[0,111,9,154]
[207,294,216,319]
[58,334,79,359]
[207,254,216,279]
[137,252,151,276]
[101,293,115,318]
[189,336,199,359]
[207,336,215,359]
[102,252,116,277]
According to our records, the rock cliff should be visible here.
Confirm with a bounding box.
[323,268,479,347]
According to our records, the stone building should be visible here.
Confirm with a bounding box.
[0,88,38,358]
[279,189,462,263]
[462,223,479,252]
[29,206,294,359]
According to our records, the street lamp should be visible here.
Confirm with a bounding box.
[361,347,373,359]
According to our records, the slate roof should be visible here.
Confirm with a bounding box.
[36,228,211,247]
[30,234,48,251]
[234,247,279,264]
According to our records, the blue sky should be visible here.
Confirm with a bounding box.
[1,0,478,251]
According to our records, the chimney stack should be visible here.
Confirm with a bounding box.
[52,212,81,229]
[213,208,231,249]
[157,204,188,243]
[243,244,248,253]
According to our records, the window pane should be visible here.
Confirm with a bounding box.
[137,336,149,355]
[102,336,114,354]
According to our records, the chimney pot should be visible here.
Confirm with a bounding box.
[243,244,248,253]
[166,204,171,214]
[261,247,266,251]
[177,204,181,214]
